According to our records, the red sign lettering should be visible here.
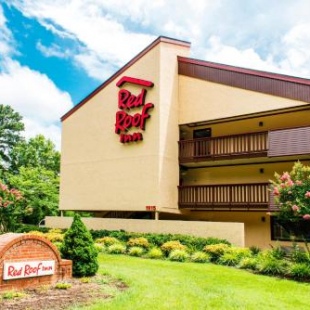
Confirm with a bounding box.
[115,77,154,144]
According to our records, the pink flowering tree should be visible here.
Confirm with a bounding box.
[271,162,310,252]
[271,162,310,221]
[0,182,23,233]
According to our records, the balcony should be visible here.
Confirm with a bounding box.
[178,183,271,211]
[179,126,310,164]
[179,131,268,163]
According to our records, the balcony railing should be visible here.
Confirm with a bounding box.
[178,183,271,211]
[179,131,268,162]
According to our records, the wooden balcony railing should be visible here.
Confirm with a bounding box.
[178,183,271,210]
[179,131,268,162]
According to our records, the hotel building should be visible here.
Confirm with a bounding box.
[56,36,310,248]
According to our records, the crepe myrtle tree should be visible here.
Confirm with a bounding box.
[271,162,310,252]
[0,181,23,233]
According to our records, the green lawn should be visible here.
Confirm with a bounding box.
[74,253,310,310]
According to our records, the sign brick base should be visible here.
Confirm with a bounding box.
[0,233,72,291]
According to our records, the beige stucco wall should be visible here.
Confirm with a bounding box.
[179,76,309,125]
[60,40,190,212]
[45,216,244,247]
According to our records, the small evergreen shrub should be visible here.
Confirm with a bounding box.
[190,251,210,263]
[61,214,99,277]
[94,243,104,253]
[161,241,187,256]
[45,229,64,243]
[127,237,150,249]
[145,247,164,259]
[289,263,310,280]
[238,257,258,270]
[203,243,231,262]
[128,246,145,257]
[169,249,189,262]
[107,243,126,254]
[53,242,63,251]
[95,237,120,246]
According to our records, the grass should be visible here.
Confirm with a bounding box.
[72,253,310,310]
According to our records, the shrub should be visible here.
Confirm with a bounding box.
[289,263,310,280]
[55,282,72,289]
[161,241,187,256]
[61,214,99,277]
[257,256,289,276]
[249,246,261,256]
[238,257,258,270]
[127,237,150,249]
[107,244,126,254]
[45,230,64,243]
[128,246,145,257]
[218,252,242,266]
[94,243,104,253]
[145,247,164,259]
[53,242,63,251]
[290,244,310,263]
[190,251,211,263]
[269,244,286,260]
[203,243,231,262]
[169,249,189,262]
[95,237,120,246]
[26,230,45,237]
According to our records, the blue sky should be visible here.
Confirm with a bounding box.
[0,0,310,149]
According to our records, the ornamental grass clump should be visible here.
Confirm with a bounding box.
[128,246,145,257]
[95,236,120,246]
[238,257,259,270]
[288,263,310,280]
[145,247,164,259]
[203,243,231,262]
[217,247,251,267]
[169,249,189,262]
[190,251,211,263]
[61,214,99,277]
[127,237,150,249]
[161,240,187,256]
[107,243,126,254]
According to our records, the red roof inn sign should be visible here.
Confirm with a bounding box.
[3,260,55,280]
[115,76,154,143]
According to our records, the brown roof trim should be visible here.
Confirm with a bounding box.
[180,104,310,127]
[178,56,310,103]
[61,36,191,122]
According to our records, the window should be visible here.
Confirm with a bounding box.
[271,216,310,241]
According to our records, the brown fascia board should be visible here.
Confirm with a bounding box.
[178,56,310,104]
[61,36,191,122]
[178,56,310,85]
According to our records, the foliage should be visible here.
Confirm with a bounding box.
[1,290,27,300]
[269,244,286,260]
[89,229,230,251]
[0,104,24,169]
[95,237,120,246]
[289,263,310,280]
[161,241,187,256]
[271,162,310,221]
[203,243,231,262]
[107,244,126,255]
[238,257,258,270]
[61,214,99,277]
[256,256,289,276]
[168,249,189,262]
[128,246,145,257]
[249,246,261,256]
[9,135,60,175]
[218,248,252,266]
[0,181,23,232]
[127,237,149,249]
[55,282,72,289]
[8,166,59,225]
[44,229,64,243]
[190,251,210,263]
[145,247,164,259]
[15,223,49,233]
[290,243,310,263]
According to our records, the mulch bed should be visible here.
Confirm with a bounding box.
[0,275,128,310]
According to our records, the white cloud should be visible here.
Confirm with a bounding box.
[0,59,73,149]
[36,41,71,58]
[0,5,14,57]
